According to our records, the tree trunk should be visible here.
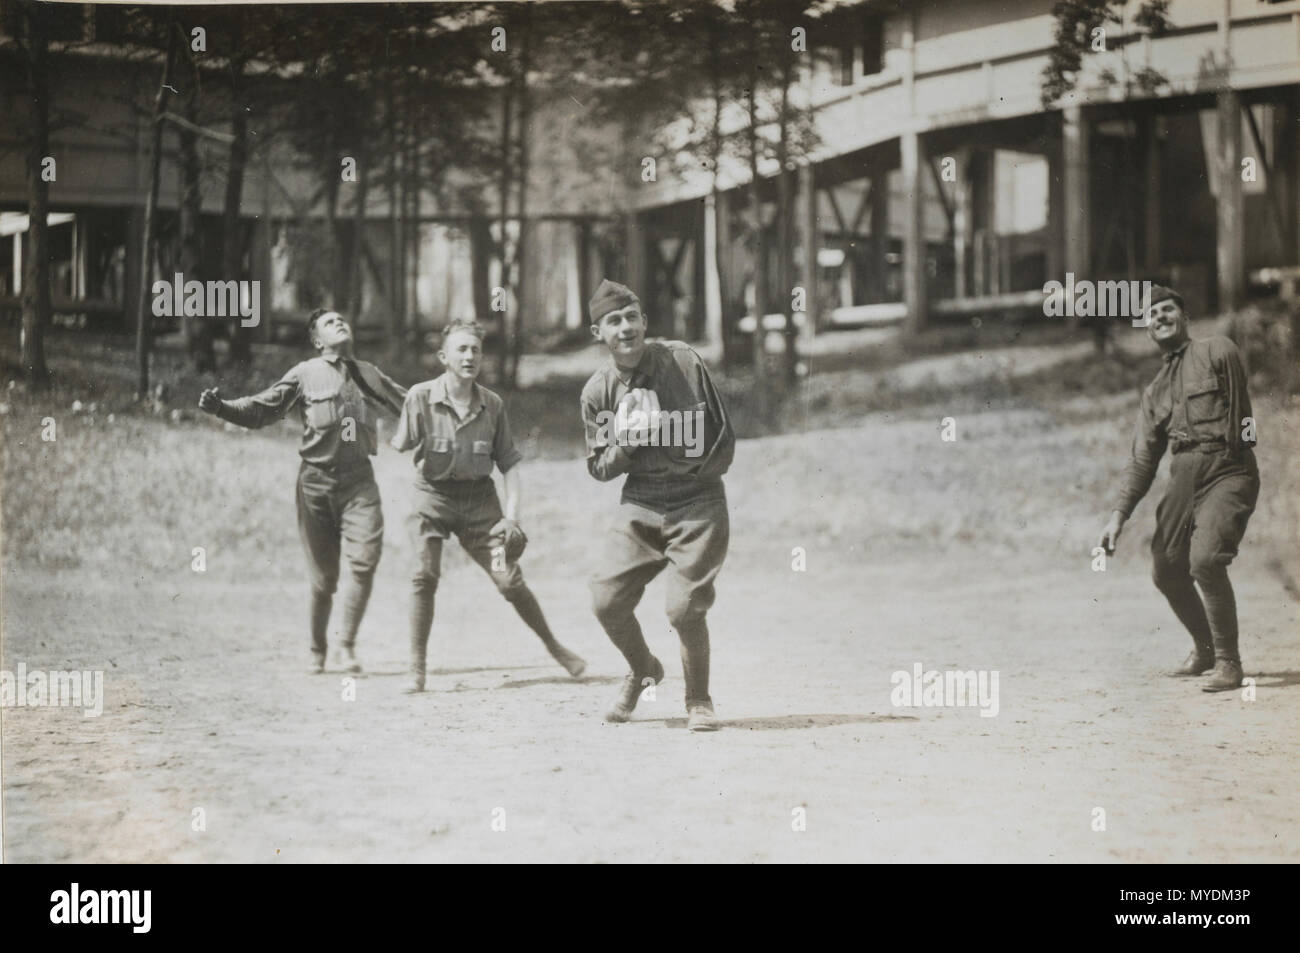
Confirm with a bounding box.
[746,52,769,423]
[495,64,514,386]
[408,103,420,346]
[348,145,368,318]
[177,26,213,372]
[777,49,798,386]
[325,62,346,310]
[385,37,403,361]
[223,23,252,366]
[136,12,177,396]
[324,151,341,308]
[708,21,732,371]
[470,216,493,331]
[508,14,532,391]
[20,4,52,390]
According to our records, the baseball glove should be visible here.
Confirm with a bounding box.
[489,518,528,562]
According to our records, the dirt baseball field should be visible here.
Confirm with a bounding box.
[3,326,1297,863]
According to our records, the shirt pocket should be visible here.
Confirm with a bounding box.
[422,436,454,479]
[1185,376,1226,425]
[470,439,495,476]
[302,384,342,430]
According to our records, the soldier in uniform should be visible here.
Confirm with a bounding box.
[1097,285,1259,692]
[391,319,586,693]
[580,279,735,731]
[199,308,407,675]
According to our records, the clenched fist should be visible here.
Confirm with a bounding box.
[198,387,224,416]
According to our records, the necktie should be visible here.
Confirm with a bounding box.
[1167,349,1187,443]
[343,359,401,416]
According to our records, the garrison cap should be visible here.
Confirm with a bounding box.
[1144,284,1184,312]
[588,279,640,323]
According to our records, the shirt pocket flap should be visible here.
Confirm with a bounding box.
[472,440,492,454]
[430,437,452,453]
[1185,376,1225,424]
[303,383,342,429]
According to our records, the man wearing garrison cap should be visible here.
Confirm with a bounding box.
[1097,284,1259,691]
[580,279,735,731]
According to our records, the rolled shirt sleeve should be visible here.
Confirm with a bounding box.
[391,390,423,453]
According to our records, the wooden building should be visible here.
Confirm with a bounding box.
[631,0,1300,341]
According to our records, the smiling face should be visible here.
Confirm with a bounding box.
[1144,297,1189,351]
[439,328,483,381]
[591,303,647,368]
[310,311,353,351]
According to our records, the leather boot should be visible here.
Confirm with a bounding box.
[1201,659,1243,693]
[404,649,427,694]
[1167,648,1215,677]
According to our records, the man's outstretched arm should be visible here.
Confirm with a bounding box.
[198,370,302,429]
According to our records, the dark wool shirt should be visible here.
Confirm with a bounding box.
[580,341,735,498]
[1114,336,1254,517]
[216,354,406,467]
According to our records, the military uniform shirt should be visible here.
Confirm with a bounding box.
[580,341,735,486]
[1114,336,1254,518]
[392,373,523,481]
[215,354,407,467]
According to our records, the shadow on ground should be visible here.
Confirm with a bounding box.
[639,712,919,730]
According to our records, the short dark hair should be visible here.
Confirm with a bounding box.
[440,319,486,346]
[305,307,336,341]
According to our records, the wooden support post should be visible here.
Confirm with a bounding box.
[901,129,927,335]
[1281,86,1300,264]
[1289,86,1300,263]
[1144,112,1162,271]
[868,155,889,303]
[1062,104,1091,325]
[703,192,723,345]
[251,216,272,342]
[715,189,734,367]
[625,210,644,296]
[798,164,818,337]
[572,219,590,329]
[124,205,143,333]
[1047,135,1064,283]
[1215,89,1244,311]
[12,216,22,295]
[953,147,972,299]
[693,200,707,341]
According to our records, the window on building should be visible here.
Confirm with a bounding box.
[862,14,884,77]
[833,11,887,86]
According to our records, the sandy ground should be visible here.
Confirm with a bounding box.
[4,404,1298,863]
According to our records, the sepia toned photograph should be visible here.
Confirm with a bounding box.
[1,0,1297,873]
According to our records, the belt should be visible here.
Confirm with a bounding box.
[1171,440,1226,455]
[301,457,373,475]
[419,475,493,492]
